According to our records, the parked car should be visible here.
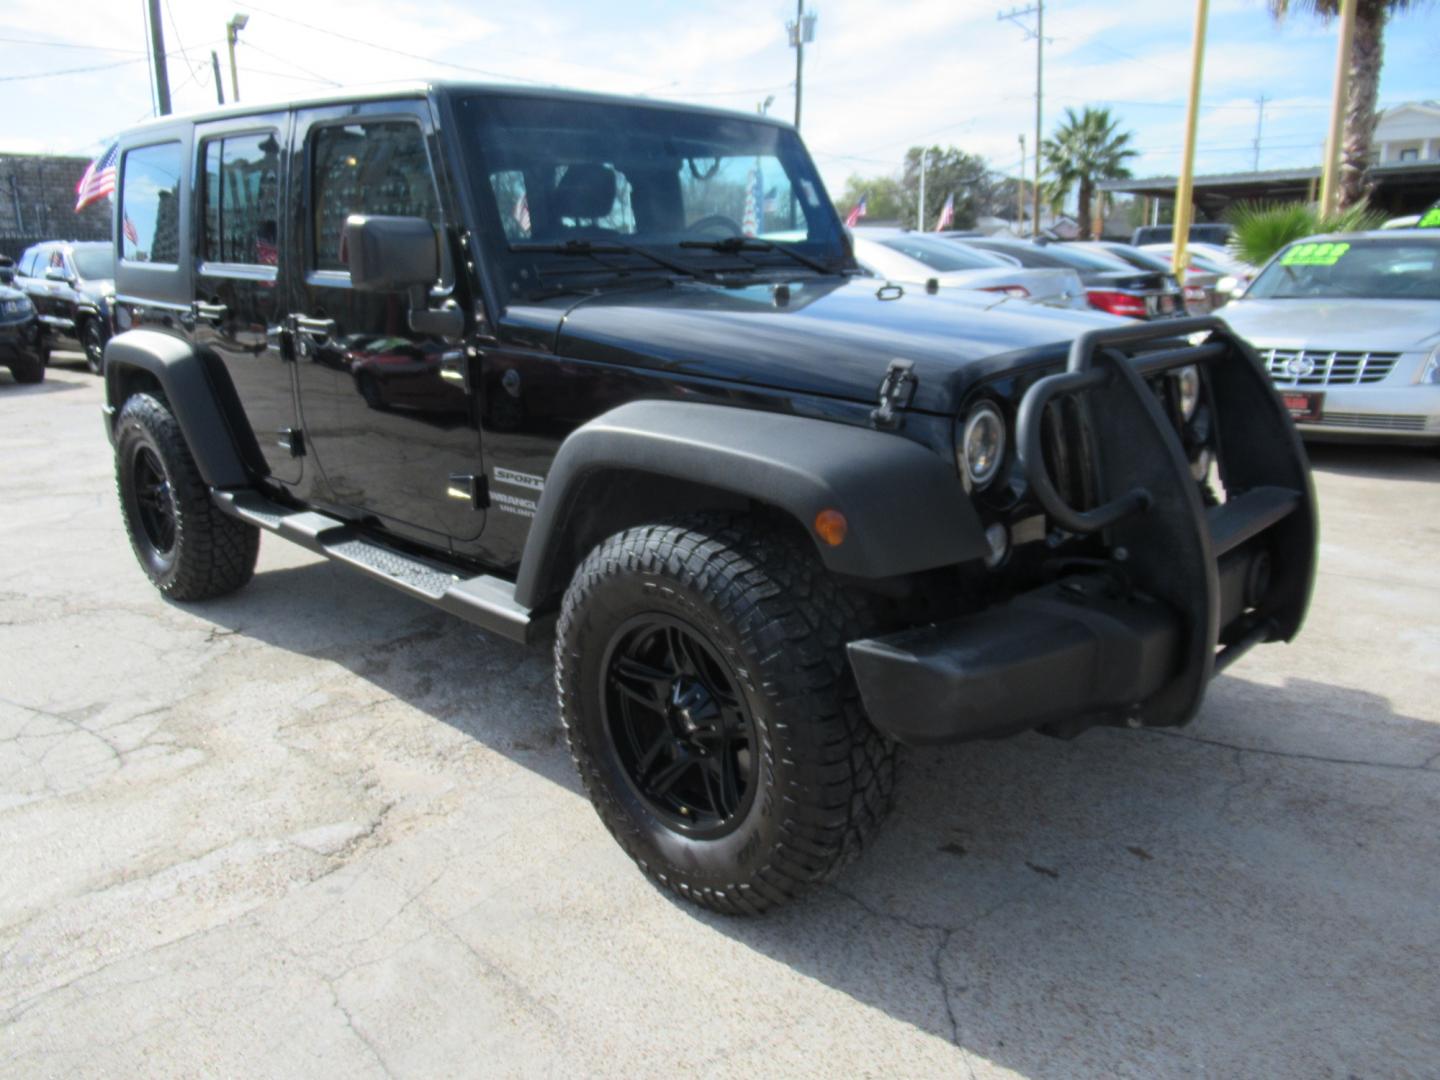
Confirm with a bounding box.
[1131,223,1232,248]
[13,240,116,374]
[949,236,1186,320]
[0,283,44,383]
[1219,230,1440,444]
[1058,241,1221,314]
[851,229,1089,309]
[1140,242,1256,303]
[101,81,1316,914]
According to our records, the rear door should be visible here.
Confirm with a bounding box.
[288,99,483,547]
[192,114,302,485]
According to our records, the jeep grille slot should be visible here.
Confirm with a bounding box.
[1039,395,1096,518]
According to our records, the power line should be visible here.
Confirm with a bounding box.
[238,39,343,87]
[0,36,145,53]
[0,57,144,82]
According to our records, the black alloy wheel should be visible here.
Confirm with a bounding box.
[130,445,177,560]
[602,615,758,837]
[82,319,106,374]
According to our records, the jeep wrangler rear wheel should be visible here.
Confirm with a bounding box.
[556,514,896,915]
[115,393,260,600]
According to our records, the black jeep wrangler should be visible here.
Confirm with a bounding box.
[102,83,1316,914]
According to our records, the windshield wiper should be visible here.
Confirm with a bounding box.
[510,239,719,282]
[680,236,837,275]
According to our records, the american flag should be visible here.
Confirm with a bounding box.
[934,193,954,232]
[75,143,119,213]
[123,213,139,247]
[844,193,868,228]
[513,193,530,233]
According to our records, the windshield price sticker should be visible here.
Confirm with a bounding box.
[1280,241,1350,267]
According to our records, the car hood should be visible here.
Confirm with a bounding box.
[1220,297,1440,352]
[503,277,1127,415]
[77,278,115,303]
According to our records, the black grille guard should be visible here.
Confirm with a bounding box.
[1012,315,1319,728]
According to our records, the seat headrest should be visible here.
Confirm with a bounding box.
[551,163,617,221]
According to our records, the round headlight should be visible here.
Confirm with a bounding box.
[1174,364,1201,420]
[1422,346,1440,386]
[961,401,1007,490]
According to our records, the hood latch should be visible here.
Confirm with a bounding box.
[871,359,916,429]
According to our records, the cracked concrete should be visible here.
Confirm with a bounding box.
[2,362,1439,1078]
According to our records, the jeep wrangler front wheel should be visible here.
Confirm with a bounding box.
[556,514,895,914]
[115,393,260,600]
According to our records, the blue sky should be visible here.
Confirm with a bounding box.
[2,0,1437,199]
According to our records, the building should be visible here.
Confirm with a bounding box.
[0,153,111,261]
[1373,101,1440,164]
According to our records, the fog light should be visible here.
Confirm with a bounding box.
[983,522,1009,568]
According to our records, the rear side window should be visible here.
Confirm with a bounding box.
[120,141,183,265]
[202,132,282,266]
[18,248,41,277]
[311,121,439,272]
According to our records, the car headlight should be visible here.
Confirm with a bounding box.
[1422,346,1440,386]
[1173,364,1201,420]
[960,401,1007,490]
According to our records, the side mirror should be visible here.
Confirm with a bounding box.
[342,214,464,340]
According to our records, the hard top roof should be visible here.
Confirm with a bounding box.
[117,80,795,138]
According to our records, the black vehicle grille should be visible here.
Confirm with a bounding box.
[1040,395,1096,515]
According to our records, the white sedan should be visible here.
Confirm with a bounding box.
[850,229,1090,310]
[1219,230,1440,444]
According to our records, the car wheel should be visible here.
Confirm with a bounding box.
[556,513,896,915]
[115,393,260,600]
[8,353,45,384]
[356,371,383,410]
[81,318,107,375]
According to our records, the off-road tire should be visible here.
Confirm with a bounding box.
[115,393,260,600]
[8,353,45,384]
[81,317,107,375]
[556,513,896,915]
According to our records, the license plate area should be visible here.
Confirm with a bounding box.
[1281,390,1323,422]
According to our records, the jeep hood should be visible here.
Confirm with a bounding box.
[505,277,1125,414]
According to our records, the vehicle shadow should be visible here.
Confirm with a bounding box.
[0,374,86,395]
[194,558,1440,1076]
[1304,440,1439,481]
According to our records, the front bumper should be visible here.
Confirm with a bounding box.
[1293,383,1440,444]
[850,317,1317,745]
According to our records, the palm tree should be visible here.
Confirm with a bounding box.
[1267,0,1429,208]
[1040,107,1137,239]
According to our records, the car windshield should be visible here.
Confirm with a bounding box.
[1246,237,1440,301]
[453,93,848,295]
[875,235,1009,272]
[71,244,113,281]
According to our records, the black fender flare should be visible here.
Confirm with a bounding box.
[104,329,258,488]
[513,399,986,609]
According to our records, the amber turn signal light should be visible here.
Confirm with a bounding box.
[813,509,848,547]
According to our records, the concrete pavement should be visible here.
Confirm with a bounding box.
[2,361,1438,1078]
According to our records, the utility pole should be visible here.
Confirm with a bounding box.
[227,13,250,104]
[786,2,817,130]
[211,50,226,105]
[1017,134,1027,234]
[917,148,928,231]
[998,2,1044,237]
[1319,0,1357,215]
[1252,94,1267,171]
[146,0,172,116]
[1171,0,1211,277]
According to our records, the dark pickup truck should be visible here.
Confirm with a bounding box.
[100,82,1316,914]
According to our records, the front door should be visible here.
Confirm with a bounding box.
[192,115,301,485]
[288,101,483,547]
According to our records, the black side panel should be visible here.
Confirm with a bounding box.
[513,399,984,609]
[104,329,252,488]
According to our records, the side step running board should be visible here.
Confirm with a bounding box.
[213,490,541,644]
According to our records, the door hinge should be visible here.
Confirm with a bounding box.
[278,428,305,457]
[871,358,917,429]
[446,473,489,509]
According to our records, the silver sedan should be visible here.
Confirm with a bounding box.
[1219,230,1440,445]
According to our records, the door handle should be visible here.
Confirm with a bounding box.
[293,315,337,341]
[193,300,228,324]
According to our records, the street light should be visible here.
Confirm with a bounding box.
[226,13,249,103]
[758,94,776,116]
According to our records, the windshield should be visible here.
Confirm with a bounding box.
[876,235,1009,272]
[453,93,848,295]
[71,244,113,281]
[1247,238,1440,301]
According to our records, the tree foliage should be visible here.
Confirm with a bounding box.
[837,174,905,222]
[1225,199,1386,266]
[840,147,1027,233]
[1040,106,1137,240]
